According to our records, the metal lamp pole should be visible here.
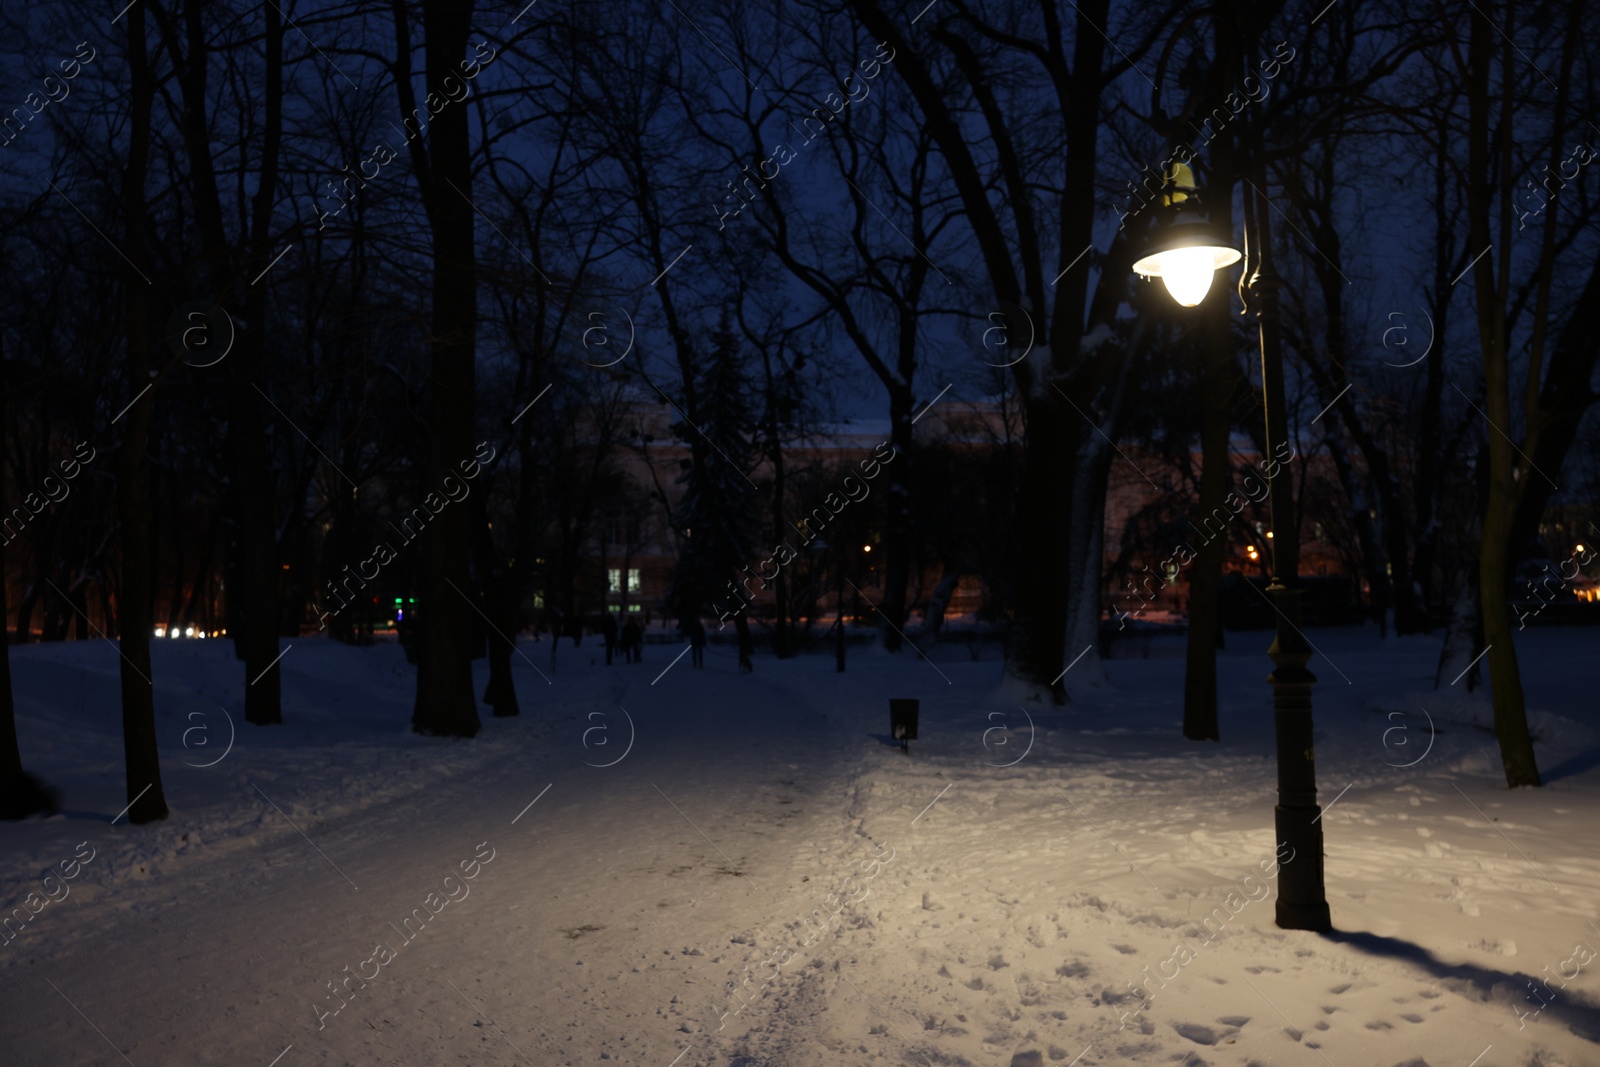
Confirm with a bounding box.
[1240,161,1332,932]
[1135,22,1333,929]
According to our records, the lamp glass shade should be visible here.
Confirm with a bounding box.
[1154,246,1221,306]
[1131,215,1242,307]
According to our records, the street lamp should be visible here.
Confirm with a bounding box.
[1132,158,1332,933]
[1130,164,1240,306]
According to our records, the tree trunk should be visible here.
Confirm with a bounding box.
[0,335,49,819]
[769,441,793,659]
[230,270,285,726]
[1183,295,1233,742]
[842,0,1110,689]
[1010,403,1074,687]
[161,0,286,723]
[1181,108,1243,741]
[181,510,221,628]
[880,388,914,652]
[922,565,959,637]
[1435,581,1482,690]
[735,611,754,671]
[0,534,29,817]
[13,580,39,644]
[241,0,288,723]
[475,492,519,717]
[1062,455,1110,692]
[1465,6,1538,787]
[1412,125,1452,629]
[407,0,481,737]
[1508,252,1600,557]
[1063,384,1123,692]
[1479,516,1539,784]
[114,2,169,823]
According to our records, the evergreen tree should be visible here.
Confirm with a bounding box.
[666,311,758,637]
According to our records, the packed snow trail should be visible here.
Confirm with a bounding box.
[3,629,1600,1066]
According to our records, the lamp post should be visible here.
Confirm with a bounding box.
[1132,161,1332,932]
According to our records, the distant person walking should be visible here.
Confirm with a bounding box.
[602,613,618,666]
[737,622,753,674]
[684,615,706,668]
[621,617,642,664]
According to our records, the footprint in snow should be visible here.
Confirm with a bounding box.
[1172,1022,1222,1045]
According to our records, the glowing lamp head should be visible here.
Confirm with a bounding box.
[1132,232,1241,307]
[1158,247,1221,305]
[1130,168,1240,307]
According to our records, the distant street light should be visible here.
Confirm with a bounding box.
[1131,159,1331,933]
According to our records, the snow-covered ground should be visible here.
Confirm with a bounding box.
[2,625,1599,1067]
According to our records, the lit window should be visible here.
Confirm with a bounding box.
[608,568,622,593]
[627,604,642,613]
[627,568,641,593]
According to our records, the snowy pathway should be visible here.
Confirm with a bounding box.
[3,629,1600,1066]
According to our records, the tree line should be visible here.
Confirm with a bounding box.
[1,0,1596,821]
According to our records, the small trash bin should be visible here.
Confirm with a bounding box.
[890,698,919,752]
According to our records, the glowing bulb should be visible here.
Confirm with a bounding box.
[185,627,195,637]
[1155,247,1220,306]
[154,627,166,638]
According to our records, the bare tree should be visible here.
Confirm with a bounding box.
[112,0,169,822]
[152,0,288,725]
[1460,0,1588,786]
[394,0,482,737]
[847,0,1185,690]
